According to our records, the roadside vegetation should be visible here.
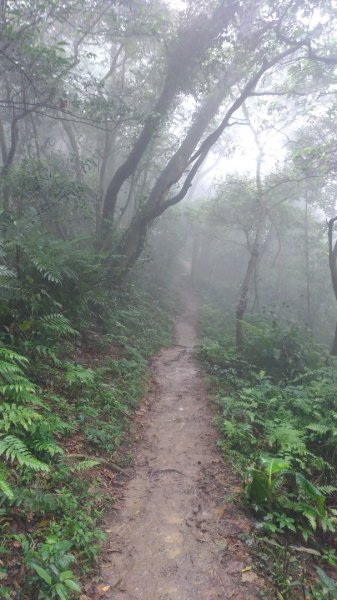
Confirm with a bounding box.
[0,245,173,598]
[198,305,337,599]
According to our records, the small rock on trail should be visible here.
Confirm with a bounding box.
[95,286,266,599]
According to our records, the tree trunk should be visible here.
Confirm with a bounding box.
[29,113,41,162]
[99,3,239,246]
[236,251,258,349]
[304,196,312,328]
[0,113,8,166]
[332,324,337,356]
[328,217,337,355]
[61,117,82,181]
[191,229,203,284]
[112,43,302,274]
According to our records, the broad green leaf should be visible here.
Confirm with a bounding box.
[55,583,68,600]
[59,571,73,582]
[64,579,81,592]
[31,563,52,585]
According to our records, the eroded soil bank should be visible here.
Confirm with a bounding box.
[95,286,266,599]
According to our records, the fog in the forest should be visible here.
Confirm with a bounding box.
[2,1,337,596]
[2,0,336,345]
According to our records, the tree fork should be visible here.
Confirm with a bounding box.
[99,3,239,248]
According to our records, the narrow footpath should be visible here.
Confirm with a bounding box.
[98,286,266,599]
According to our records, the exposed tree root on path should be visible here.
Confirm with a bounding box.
[89,286,268,599]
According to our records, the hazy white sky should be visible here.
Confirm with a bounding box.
[165,0,187,10]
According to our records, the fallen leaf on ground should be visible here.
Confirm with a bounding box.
[241,570,259,583]
[96,583,111,595]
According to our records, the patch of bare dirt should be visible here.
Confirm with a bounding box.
[90,286,267,599]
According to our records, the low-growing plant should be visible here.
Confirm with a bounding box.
[198,307,337,596]
[20,534,81,599]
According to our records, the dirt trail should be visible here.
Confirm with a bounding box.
[99,286,265,599]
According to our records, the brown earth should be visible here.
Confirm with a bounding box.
[92,286,267,600]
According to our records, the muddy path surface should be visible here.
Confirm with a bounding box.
[97,286,266,600]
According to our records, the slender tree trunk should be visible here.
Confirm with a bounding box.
[0,113,8,166]
[96,126,115,238]
[191,227,204,284]
[332,324,337,356]
[304,196,312,328]
[29,114,41,162]
[252,258,260,312]
[61,117,82,181]
[328,217,337,355]
[236,104,265,348]
[236,251,258,349]
[0,113,9,212]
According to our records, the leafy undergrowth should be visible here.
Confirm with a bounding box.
[0,277,174,599]
[197,305,337,599]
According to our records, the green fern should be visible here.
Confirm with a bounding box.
[14,487,64,513]
[0,403,42,431]
[0,477,14,499]
[38,313,79,338]
[30,259,63,283]
[30,344,61,365]
[0,384,37,399]
[31,440,63,457]
[0,435,50,471]
[318,485,337,496]
[70,459,100,472]
[306,423,330,435]
[0,347,60,496]
[0,347,28,367]
[64,363,96,388]
[267,424,307,454]
[0,465,13,500]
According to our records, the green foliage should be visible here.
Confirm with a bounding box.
[39,314,79,339]
[241,317,325,381]
[0,246,173,596]
[20,535,81,599]
[198,308,337,597]
[314,568,337,598]
[0,346,61,499]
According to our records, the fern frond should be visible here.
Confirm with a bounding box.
[32,345,61,364]
[0,404,42,432]
[70,459,100,472]
[306,423,330,435]
[31,259,63,283]
[31,440,63,456]
[0,383,36,398]
[0,478,14,499]
[0,463,13,500]
[0,348,28,366]
[0,435,50,471]
[39,313,79,338]
[267,424,307,454]
[0,265,15,285]
[318,485,337,496]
